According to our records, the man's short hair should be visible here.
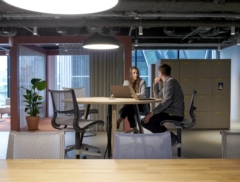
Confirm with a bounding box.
[158,64,171,76]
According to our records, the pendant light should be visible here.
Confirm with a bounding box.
[2,0,118,15]
[82,33,120,50]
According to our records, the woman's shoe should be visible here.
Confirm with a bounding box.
[133,128,139,134]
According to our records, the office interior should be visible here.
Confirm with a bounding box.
[1,0,240,160]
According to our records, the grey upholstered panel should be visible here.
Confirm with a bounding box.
[221,131,240,158]
[114,132,172,159]
[6,131,65,159]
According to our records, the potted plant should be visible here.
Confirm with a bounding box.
[22,78,47,130]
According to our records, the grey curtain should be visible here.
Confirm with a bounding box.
[89,45,124,131]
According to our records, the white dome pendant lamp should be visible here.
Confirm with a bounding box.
[82,33,120,50]
[2,0,119,15]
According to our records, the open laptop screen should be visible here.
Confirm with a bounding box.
[110,85,132,98]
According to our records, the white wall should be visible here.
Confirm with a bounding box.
[221,45,240,120]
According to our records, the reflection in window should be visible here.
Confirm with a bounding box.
[132,49,215,86]
[0,56,8,106]
[179,50,213,59]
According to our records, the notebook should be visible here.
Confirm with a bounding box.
[110,85,132,98]
[128,85,155,100]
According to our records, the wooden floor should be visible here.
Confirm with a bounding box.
[0,116,11,131]
[0,116,58,132]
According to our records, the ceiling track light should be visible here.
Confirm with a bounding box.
[82,33,120,50]
[237,39,240,45]
[132,45,135,52]
[139,26,143,35]
[33,26,37,35]
[134,39,138,46]
[231,26,235,35]
[2,0,118,14]
[218,45,221,51]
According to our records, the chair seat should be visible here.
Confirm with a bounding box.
[56,117,104,130]
[161,119,192,127]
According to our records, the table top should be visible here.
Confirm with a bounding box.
[1,159,240,182]
[75,97,161,104]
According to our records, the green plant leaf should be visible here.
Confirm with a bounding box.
[31,78,41,85]
[35,102,43,105]
[37,81,47,91]
[33,95,38,102]
[22,78,46,116]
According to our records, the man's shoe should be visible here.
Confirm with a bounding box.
[171,132,178,145]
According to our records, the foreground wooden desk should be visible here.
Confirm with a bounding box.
[75,97,161,158]
[1,159,240,182]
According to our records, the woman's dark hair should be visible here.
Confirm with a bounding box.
[129,66,140,92]
[158,64,171,76]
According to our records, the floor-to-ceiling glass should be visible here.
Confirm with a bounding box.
[132,49,216,86]
[0,56,9,106]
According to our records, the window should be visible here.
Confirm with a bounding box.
[132,49,215,86]
[0,56,9,106]
[55,55,90,96]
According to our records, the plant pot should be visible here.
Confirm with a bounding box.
[26,116,40,130]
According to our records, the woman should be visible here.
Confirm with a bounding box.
[116,66,146,133]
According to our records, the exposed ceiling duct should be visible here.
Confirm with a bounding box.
[86,27,120,36]
[56,27,89,36]
[0,27,17,37]
[1,19,240,28]
[213,0,225,5]
[1,0,240,49]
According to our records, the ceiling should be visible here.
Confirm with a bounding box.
[1,0,240,50]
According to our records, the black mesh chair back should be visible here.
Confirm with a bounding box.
[48,89,104,159]
[183,90,197,129]
[49,89,80,131]
[160,90,197,157]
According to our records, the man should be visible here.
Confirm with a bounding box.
[141,63,184,145]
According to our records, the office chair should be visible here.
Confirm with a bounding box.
[114,132,172,159]
[48,89,104,159]
[220,131,240,158]
[160,90,197,157]
[6,131,65,159]
[62,87,100,153]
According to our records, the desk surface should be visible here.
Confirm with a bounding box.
[75,97,161,104]
[1,159,240,182]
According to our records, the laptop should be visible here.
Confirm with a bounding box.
[128,85,155,100]
[110,85,132,98]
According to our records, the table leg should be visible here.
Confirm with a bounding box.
[111,105,117,157]
[75,104,90,159]
[84,104,90,119]
[75,132,80,159]
[133,105,144,134]
[107,105,112,158]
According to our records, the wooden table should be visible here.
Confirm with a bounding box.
[1,159,240,181]
[75,97,161,158]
